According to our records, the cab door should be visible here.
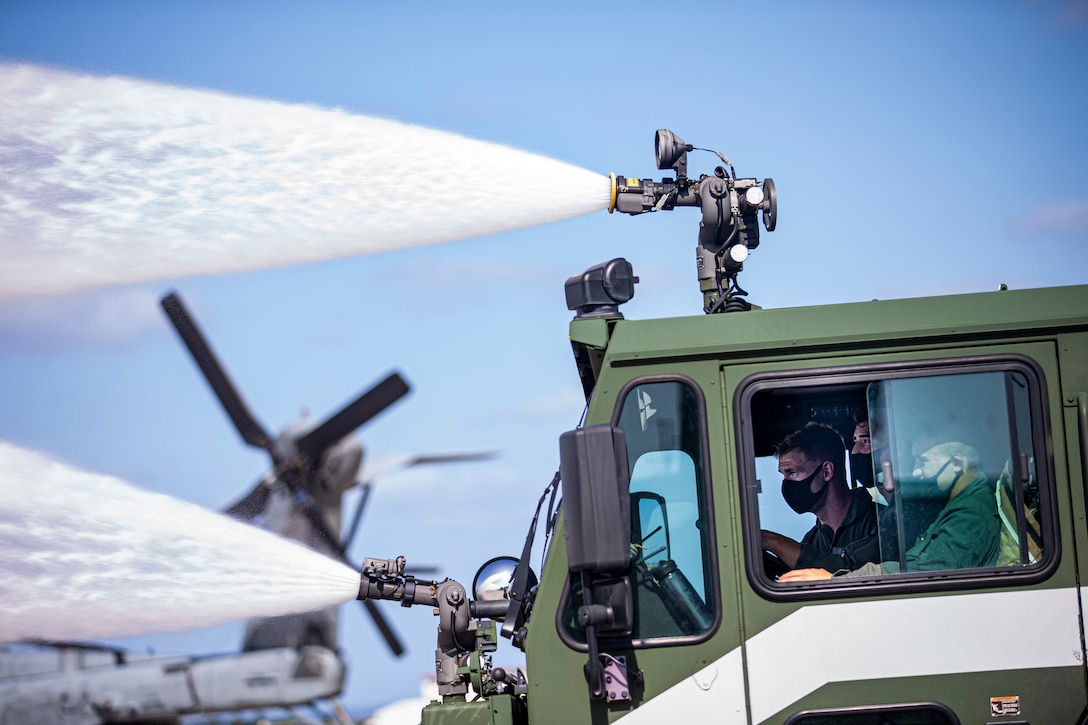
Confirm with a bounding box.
[527,367,751,725]
[725,343,1086,724]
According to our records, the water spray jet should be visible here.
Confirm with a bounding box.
[0,62,611,301]
[0,441,361,643]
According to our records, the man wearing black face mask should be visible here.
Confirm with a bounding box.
[849,415,874,489]
[761,423,879,573]
[780,440,1002,581]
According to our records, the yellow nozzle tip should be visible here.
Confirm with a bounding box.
[609,172,617,214]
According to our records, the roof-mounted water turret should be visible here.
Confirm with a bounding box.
[609,129,777,313]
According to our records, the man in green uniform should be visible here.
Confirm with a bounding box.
[780,440,1001,581]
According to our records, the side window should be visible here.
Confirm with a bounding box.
[561,378,717,644]
[739,360,1050,592]
[619,380,716,639]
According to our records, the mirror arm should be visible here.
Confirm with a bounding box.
[579,571,607,700]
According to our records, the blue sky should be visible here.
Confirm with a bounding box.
[2,0,1087,715]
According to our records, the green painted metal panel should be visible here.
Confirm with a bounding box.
[600,284,1088,365]
[517,284,1088,725]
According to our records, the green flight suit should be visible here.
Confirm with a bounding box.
[904,474,1001,571]
[846,475,1001,577]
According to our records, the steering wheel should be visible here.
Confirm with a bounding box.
[763,551,792,579]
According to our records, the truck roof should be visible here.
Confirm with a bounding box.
[594,283,1088,364]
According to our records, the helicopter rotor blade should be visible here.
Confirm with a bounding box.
[360,599,406,657]
[360,451,499,486]
[160,292,273,452]
[162,292,410,656]
[298,500,408,656]
[300,499,347,559]
[338,484,441,576]
[402,451,499,466]
[340,451,497,553]
[341,481,374,554]
[296,372,410,461]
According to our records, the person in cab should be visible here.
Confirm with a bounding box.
[762,422,880,574]
[780,439,1001,581]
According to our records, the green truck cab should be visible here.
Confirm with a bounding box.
[524,273,1088,724]
[361,131,1088,724]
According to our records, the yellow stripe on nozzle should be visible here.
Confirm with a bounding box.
[609,172,617,214]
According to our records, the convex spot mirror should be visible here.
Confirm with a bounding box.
[473,556,538,602]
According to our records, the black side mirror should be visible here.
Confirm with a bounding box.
[559,424,631,573]
[559,424,633,701]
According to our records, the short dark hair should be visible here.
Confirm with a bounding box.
[853,407,868,426]
[774,422,846,472]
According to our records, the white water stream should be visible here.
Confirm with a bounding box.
[0,441,360,642]
[0,62,611,301]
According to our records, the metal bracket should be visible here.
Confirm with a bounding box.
[602,654,631,703]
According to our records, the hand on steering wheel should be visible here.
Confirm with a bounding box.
[763,550,792,579]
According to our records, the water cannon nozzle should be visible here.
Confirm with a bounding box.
[361,556,405,580]
[606,130,779,314]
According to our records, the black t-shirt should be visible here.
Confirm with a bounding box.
[795,487,880,572]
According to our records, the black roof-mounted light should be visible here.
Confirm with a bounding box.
[564,258,638,320]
